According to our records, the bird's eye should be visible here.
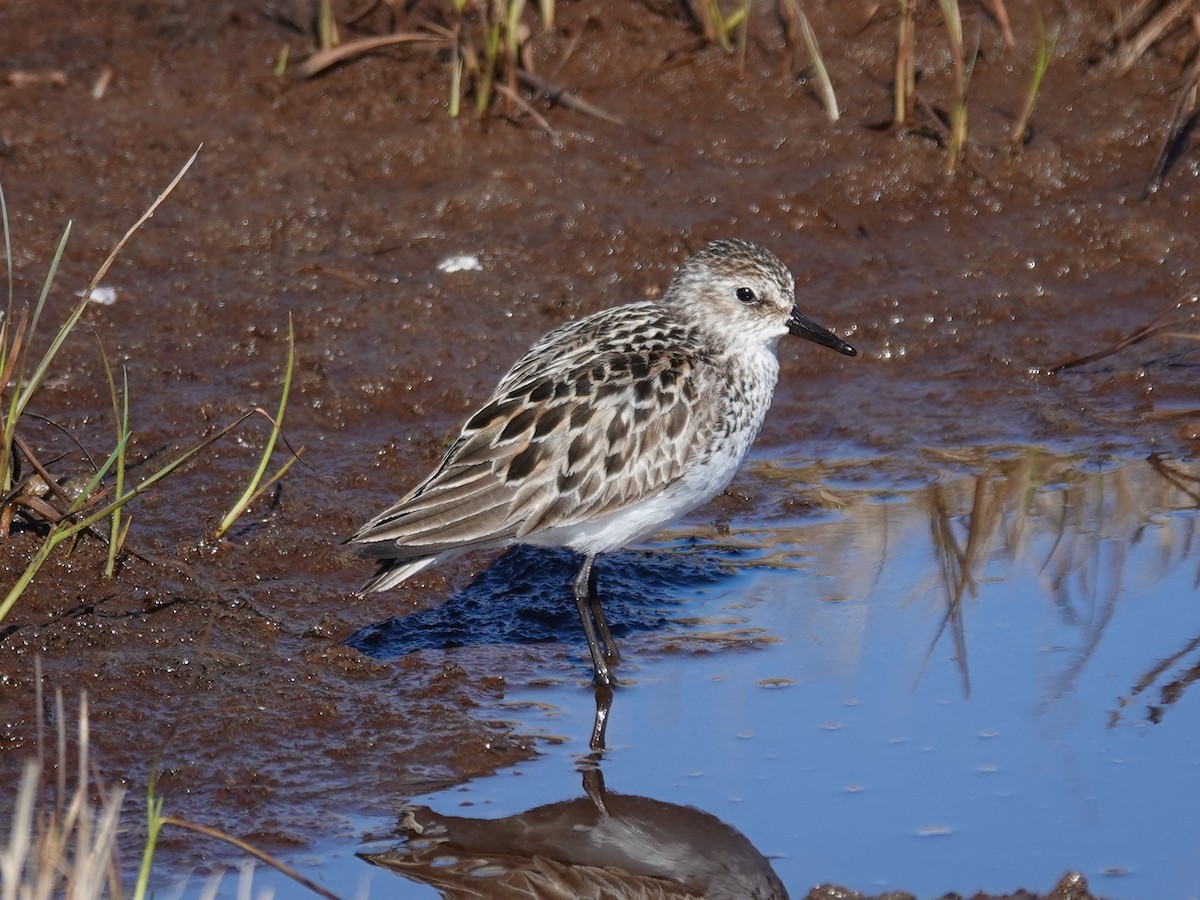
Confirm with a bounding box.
[735,287,756,304]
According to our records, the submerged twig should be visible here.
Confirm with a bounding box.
[495,82,562,145]
[516,68,624,126]
[1042,293,1200,373]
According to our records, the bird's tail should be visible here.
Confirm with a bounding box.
[358,555,440,594]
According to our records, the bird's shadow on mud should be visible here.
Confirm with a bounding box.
[345,544,738,660]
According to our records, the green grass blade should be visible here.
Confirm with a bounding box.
[98,349,130,577]
[16,147,199,421]
[242,451,304,512]
[1,180,13,314]
[477,19,503,118]
[1011,11,1059,149]
[132,782,165,900]
[8,222,72,427]
[66,431,131,516]
[215,315,296,538]
[505,0,526,61]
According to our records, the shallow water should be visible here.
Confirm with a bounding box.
[178,449,1200,899]
[3,4,1200,897]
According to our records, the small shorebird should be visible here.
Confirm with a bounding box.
[348,239,856,706]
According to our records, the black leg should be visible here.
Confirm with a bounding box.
[572,553,613,687]
[590,681,613,751]
[573,554,620,750]
[583,554,620,665]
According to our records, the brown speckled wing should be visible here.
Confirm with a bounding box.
[348,303,716,561]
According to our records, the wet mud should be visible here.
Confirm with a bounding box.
[1,1,1198,897]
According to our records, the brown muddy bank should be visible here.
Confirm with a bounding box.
[0,1,1196,896]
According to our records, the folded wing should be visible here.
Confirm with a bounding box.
[348,311,716,565]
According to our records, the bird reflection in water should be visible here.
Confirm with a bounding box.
[360,758,788,899]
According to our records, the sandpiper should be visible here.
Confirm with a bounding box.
[348,239,856,693]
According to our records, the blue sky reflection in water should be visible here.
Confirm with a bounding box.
[370,450,1200,900]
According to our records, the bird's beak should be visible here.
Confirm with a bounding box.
[787,307,857,356]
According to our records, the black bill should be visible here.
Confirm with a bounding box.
[786,307,857,357]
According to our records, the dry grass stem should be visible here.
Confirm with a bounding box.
[1111,0,1195,75]
[1,693,126,900]
[982,0,1014,47]
[937,0,975,173]
[495,81,562,144]
[297,32,445,78]
[780,0,839,120]
[894,0,916,124]
[161,818,347,900]
[318,0,339,51]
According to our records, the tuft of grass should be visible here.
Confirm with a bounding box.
[0,146,304,626]
[1011,9,1059,150]
[1,148,200,523]
[297,2,619,128]
[463,0,535,119]
[0,150,195,620]
[1,690,125,900]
